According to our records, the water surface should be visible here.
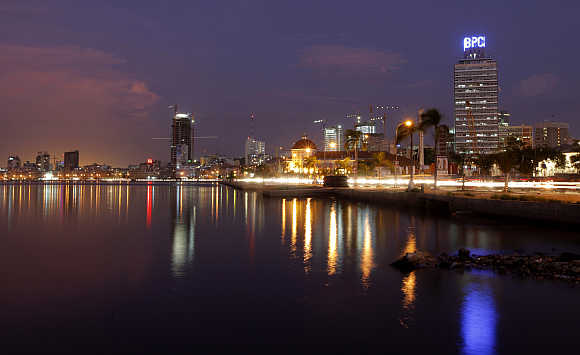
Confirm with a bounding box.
[0,183,578,352]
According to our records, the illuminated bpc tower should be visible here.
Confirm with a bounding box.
[454,35,499,155]
[169,105,194,169]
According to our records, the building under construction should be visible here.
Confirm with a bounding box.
[454,37,499,155]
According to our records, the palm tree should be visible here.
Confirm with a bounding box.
[336,157,352,175]
[571,155,580,173]
[473,154,494,181]
[373,152,394,180]
[344,129,362,176]
[357,160,375,176]
[396,121,418,189]
[449,151,468,191]
[418,108,443,189]
[303,156,318,175]
[493,150,518,192]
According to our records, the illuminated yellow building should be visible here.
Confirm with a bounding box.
[287,135,317,174]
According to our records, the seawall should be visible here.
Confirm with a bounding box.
[221,181,580,225]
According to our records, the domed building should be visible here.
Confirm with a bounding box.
[291,136,317,151]
[288,135,318,174]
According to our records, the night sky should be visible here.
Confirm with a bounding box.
[1,0,579,166]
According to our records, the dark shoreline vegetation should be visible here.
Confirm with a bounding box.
[391,249,580,284]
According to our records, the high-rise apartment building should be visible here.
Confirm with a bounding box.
[36,151,51,171]
[454,35,499,155]
[7,155,21,170]
[245,137,265,166]
[170,111,194,168]
[533,122,570,148]
[323,125,343,151]
[498,111,511,148]
[64,150,79,171]
[355,121,376,149]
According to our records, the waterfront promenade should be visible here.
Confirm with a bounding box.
[223,180,580,225]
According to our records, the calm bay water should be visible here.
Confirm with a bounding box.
[0,183,578,352]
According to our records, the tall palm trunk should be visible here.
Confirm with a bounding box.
[354,145,358,177]
[433,124,438,190]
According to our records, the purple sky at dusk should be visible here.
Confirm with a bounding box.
[1,0,579,166]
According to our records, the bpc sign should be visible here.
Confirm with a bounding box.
[464,36,486,51]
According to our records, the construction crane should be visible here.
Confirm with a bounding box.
[345,113,362,125]
[465,100,478,154]
[370,104,400,151]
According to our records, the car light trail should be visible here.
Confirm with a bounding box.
[236,177,580,190]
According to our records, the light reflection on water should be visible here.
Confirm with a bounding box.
[303,198,312,273]
[399,226,418,328]
[171,186,196,278]
[460,271,498,355]
[0,184,578,350]
[327,202,338,275]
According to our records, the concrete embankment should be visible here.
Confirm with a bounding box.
[221,181,580,224]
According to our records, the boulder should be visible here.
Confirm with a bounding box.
[458,248,471,260]
[391,251,436,271]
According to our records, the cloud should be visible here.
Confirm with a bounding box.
[0,45,158,118]
[0,45,160,165]
[515,73,559,97]
[300,45,406,76]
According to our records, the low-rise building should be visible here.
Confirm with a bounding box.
[534,121,570,148]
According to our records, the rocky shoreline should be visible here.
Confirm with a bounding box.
[391,249,580,283]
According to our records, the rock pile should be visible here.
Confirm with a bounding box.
[390,251,437,271]
[391,249,580,283]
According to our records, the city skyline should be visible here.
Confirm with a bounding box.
[1,1,579,166]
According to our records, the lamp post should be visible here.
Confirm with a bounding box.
[405,120,415,190]
[395,120,415,190]
[394,123,402,188]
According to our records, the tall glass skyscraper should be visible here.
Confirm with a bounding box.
[171,112,194,168]
[454,36,499,155]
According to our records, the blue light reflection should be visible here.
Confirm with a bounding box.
[461,273,498,355]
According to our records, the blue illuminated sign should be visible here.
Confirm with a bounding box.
[463,36,486,51]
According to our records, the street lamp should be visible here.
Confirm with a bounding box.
[395,120,415,190]
[404,120,416,190]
